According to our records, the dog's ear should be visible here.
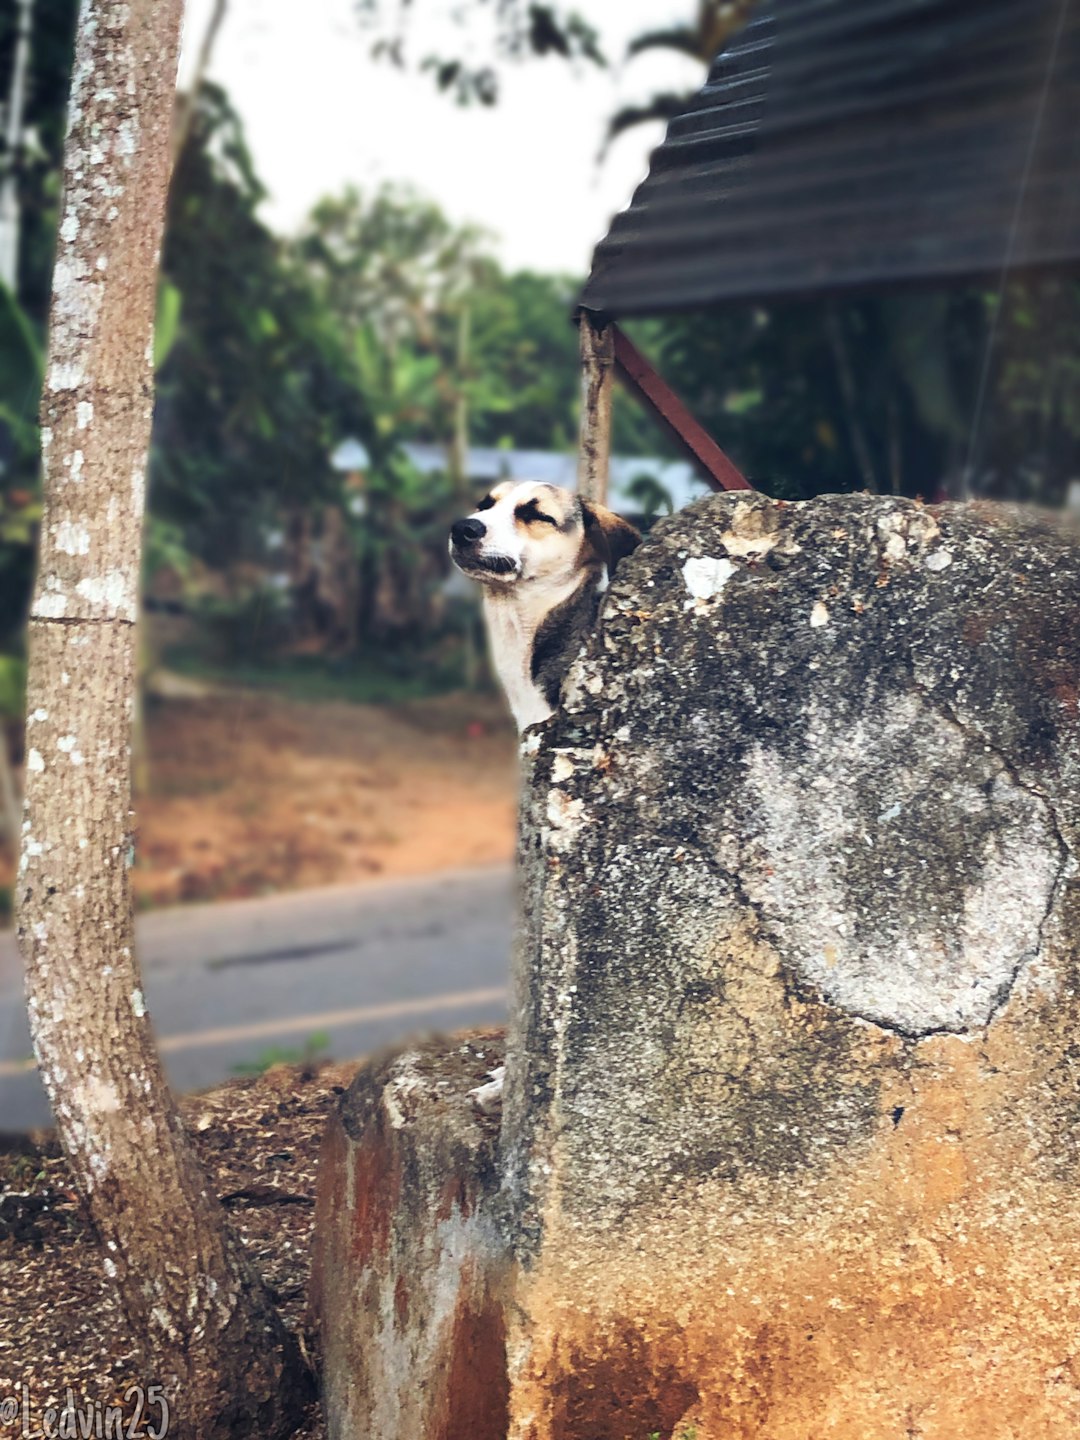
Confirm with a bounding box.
[581,501,641,576]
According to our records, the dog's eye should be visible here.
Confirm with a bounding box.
[515,502,557,526]
[476,495,496,512]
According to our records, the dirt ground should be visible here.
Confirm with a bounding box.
[0,1057,363,1439]
[2,687,519,912]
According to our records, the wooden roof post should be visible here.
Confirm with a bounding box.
[577,312,614,505]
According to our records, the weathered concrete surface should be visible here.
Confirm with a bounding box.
[503,494,1080,1439]
[309,1031,509,1440]
[315,494,1080,1440]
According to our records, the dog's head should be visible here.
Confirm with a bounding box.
[448,481,640,591]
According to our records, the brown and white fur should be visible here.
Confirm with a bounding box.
[448,481,640,732]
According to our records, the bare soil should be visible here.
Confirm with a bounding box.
[2,689,519,913]
[0,1059,360,1438]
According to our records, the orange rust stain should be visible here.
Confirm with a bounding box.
[516,1231,1080,1440]
[308,1117,348,1327]
[348,1122,398,1266]
[435,1270,510,1440]
[437,1171,473,1222]
[508,1019,1080,1440]
[548,1325,698,1440]
[394,1274,410,1331]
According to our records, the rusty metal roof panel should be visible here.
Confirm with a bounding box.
[580,0,1080,317]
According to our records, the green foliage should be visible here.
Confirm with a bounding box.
[189,586,293,666]
[164,645,464,706]
[230,1032,331,1076]
[360,0,604,106]
[0,653,26,719]
[468,270,580,450]
[0,0,79,327]
[631,276,1080,504]
[0,281,42,651]
[153,281,184,372]
[152,84,375,568]
[296,185,593,646]
[143,517,196,587]
[609,1,757,146]
[625,471,675,518]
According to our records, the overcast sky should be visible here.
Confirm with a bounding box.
[177,0,703,275]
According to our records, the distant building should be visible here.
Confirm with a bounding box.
[330,439,709,517]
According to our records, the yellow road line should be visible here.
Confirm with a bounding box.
[0,986,508,1078]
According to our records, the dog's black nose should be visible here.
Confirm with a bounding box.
[451,518,486,547]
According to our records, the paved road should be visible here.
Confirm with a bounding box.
[0,866,514,1132]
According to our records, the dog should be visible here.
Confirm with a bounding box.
[449,480,641,731]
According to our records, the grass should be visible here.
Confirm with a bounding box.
[230,1032,332,1077]
[162,646,468,707]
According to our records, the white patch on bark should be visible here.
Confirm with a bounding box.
[131,989,147,1018]
[27,749,45,773]
[48,360,86,391]
[35,589,68,618]
[810,601,830,628]
[117,115,139,157]
[76,400,94,429]
[54,520,91,556]
[75,569,132,615]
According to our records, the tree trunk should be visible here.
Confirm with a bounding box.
[448,300,471,502]
[16,4,310,1436]
[172,0,228,163]
[0,0,34,291]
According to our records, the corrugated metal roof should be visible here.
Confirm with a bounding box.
[580,0,1080,317]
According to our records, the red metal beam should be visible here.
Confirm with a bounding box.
[610,323,753,493]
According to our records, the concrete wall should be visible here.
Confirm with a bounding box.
[314,494,1080,1439]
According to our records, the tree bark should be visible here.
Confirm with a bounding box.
[16,3,310,1435]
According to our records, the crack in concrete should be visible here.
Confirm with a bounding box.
[908,676,1073,1032]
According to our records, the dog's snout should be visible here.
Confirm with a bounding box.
[451,518,486,547]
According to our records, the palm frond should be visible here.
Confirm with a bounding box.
[604,92,694,149]
[626,26,705,63]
